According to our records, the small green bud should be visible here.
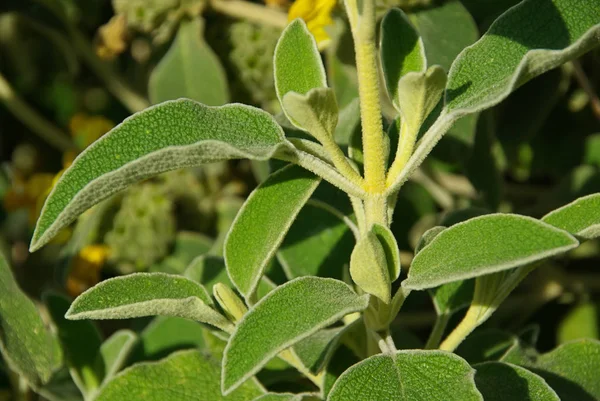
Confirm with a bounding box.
[350,230,391,304]
[213,283,248,323]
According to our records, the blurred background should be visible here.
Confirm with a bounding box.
[0,0,599,398]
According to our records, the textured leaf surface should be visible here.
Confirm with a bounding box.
[0,253,62,385]
[225,165,320,298]
[45,293,102,394]
[532,339,600,401]
[350,230,390,303]
[388,0,600,194]
[328,350,482,400]
[372,224,401,281]
[380,8,425,105]
[254,394,318,401]
[409,0,478,71]
[430,280,474,316]
[282,88,338,136]
[542,194,600,239]
[446,0,600,114]
[277,203,354,280]
[274,19,326,106]
[404,214,578,290]
[294,324,352,374]
[222,277,369,394]
[94,350,264,401]
[149,19,228,105]
[98,330,137,384]
[474,362,559,401]
[31,100,288,251]
[129,316,206,363]
[66,273,233,332]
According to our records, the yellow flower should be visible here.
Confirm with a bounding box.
[67,244,110,297]
[288,0,337,47]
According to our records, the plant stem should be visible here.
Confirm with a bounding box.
[346,0,386,195]
[425,313,450,349]
[571,60,600,121]
[0,72,75,152]
[278,349,323,388]
[210,0,288,29]
[439,305,482,352]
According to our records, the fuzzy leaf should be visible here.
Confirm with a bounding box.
[94,350,264,401]
[282,88,339,137]
[253,394,318,401]
[274,19,327,110]
[45,293,103,394]
[98,330,137,385]
[225,165,320,299]
[445,0,600,114]
[404,214,578,290]
[277,203,354,280]
[542,193,600,240]
[129,316,207,363]
[350,230,391,303]
[293,323,357,374]
[531,339,600,401]
[388,0,600,194]
[328,350,482,400]
[430,280,474,316]
[149,19,228,105]
[380,8,426,106]
[474,362,560,401]
[222,277,369,394]
[66,273,233,332]
[396,66,447,132]
[372,224,401,281]
[0,253,62,386]
[409,0,478,71]
[415,225,446,254]
[30,100,289,251]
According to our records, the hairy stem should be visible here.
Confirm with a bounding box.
[345,0,386,195]
[425,313,450,349]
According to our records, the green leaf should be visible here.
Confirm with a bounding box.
[98,330,137,385]
[222,277,369,394]
[0,253,62,386]
[380,8,426,106]
[66,273,233,333]
[253,394,318,401]
[349,230,390,303]
[415,226,446,254]
[148,19,229,106]
[558,302,599,344]
[225,165,320,299]
[430,280,474,316]
[396,66,447,135]
[372,224,401,282]
[445,0,600,115]
[94,350,264,401]
[293,322,358,374]
[542,194,600,240]
[409,0,479,72]
[328,350,482,401]
[44,292,103,394]
[404,214,579,290]
[31,100,289,251]
[531,339,600,401]
[456,329,518,365]
[474,362,560,401]
[274,19,327,110]
[388,0,600,194]
[282,88,339,138]
[277,203,354,280]
[129,316,207,363]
